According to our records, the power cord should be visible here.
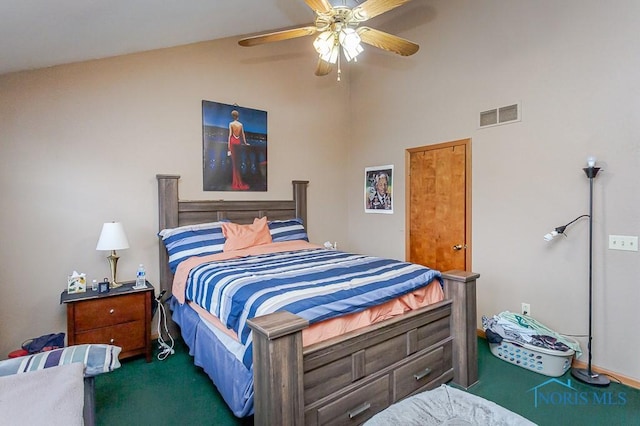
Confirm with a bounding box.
[155,291,175,360]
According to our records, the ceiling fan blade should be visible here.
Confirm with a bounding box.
[315,58,333,76]
[357,26,419,56]
[238,26,317,47]
[353,0,414,21]
[305,0,333,14]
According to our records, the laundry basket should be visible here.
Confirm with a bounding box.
[489,339,576,377]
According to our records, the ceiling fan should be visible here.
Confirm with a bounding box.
[238,0,419,80]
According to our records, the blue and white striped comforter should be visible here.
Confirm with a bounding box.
[184,248,442,368]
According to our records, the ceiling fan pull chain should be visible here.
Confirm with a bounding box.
[337,49,342,81]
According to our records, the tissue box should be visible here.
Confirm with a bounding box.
[67,272,86,294]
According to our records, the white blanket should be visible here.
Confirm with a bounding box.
[0,362,84,425]
[365,384,536,426]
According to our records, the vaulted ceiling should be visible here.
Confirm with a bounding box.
[0,1,370,75]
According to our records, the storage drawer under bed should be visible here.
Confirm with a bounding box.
[392,339,453,401]
[303,308,451,405]
[312,376,390,426]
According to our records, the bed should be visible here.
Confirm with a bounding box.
[157,174,479,426]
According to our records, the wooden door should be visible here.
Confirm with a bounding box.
[406,139,471,272]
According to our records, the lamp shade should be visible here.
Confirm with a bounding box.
[339,28,363,62]
[313,31,335,56]
[96,222,130,251]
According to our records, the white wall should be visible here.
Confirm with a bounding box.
[0,36,350,357]
[349,0,640,381]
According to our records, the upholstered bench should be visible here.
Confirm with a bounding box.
[0,344,122,426]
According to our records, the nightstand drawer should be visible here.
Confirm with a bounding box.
[74,321,145,353]
[74,293,146,331]
[316,376,389,426]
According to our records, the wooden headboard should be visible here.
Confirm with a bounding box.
[156,174,309,301]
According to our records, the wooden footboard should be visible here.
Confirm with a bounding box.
[248,270,479,426]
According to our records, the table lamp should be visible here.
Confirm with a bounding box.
[96,222,130,288]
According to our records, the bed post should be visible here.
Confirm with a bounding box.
[292,180,308,230]
[442,270,479,389]
[248,311,309,426]
[156,174,180,338]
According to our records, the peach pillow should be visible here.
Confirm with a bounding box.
[222,217,273,252]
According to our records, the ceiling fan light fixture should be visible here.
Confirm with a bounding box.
[313,31,335,55]
[339,28,363,62]
[323,44,340,64]
[238,0,419,78]
[314,31,339,64]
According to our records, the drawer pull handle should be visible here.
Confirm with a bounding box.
[414,367,432,381]
[110,338,115,344]
[109,309,115,314]
[348,402,371,419]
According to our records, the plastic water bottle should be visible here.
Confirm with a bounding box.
[136,264,146,288]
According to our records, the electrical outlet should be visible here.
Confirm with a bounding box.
[521,303,531,316]
[608,235,639,252]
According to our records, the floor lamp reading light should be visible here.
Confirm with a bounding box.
[544,156,609,387]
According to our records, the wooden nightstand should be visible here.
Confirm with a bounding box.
[60,281,153,362]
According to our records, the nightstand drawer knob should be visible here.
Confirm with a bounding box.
[110,338,115,343]
[109,309,115,314]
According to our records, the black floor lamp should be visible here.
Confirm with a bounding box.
[544,157,610,387]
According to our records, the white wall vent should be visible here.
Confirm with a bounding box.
[479,102,521,128]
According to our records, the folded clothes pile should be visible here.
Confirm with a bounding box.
[482,311,582,357]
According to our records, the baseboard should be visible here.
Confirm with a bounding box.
[476,329,640,390]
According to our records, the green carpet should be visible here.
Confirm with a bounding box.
[461,340,640,425]
[95,338,639,425]
[95,341,251,426]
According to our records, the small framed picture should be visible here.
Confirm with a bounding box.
[67,272,87,294]
[98,280,110,294]
[365,165,394,214]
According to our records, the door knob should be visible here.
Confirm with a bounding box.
[453,244,467,251]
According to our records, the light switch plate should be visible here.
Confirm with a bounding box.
[608,235,639,251]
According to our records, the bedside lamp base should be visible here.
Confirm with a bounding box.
[107,251,123,288]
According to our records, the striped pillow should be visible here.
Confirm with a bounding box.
[0,344,121,378]
[159,221,227,272]
[268,218,309,242]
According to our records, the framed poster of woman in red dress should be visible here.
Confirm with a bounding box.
[202,100,267,191]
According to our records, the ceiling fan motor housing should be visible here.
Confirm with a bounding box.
[315,6,361,33]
